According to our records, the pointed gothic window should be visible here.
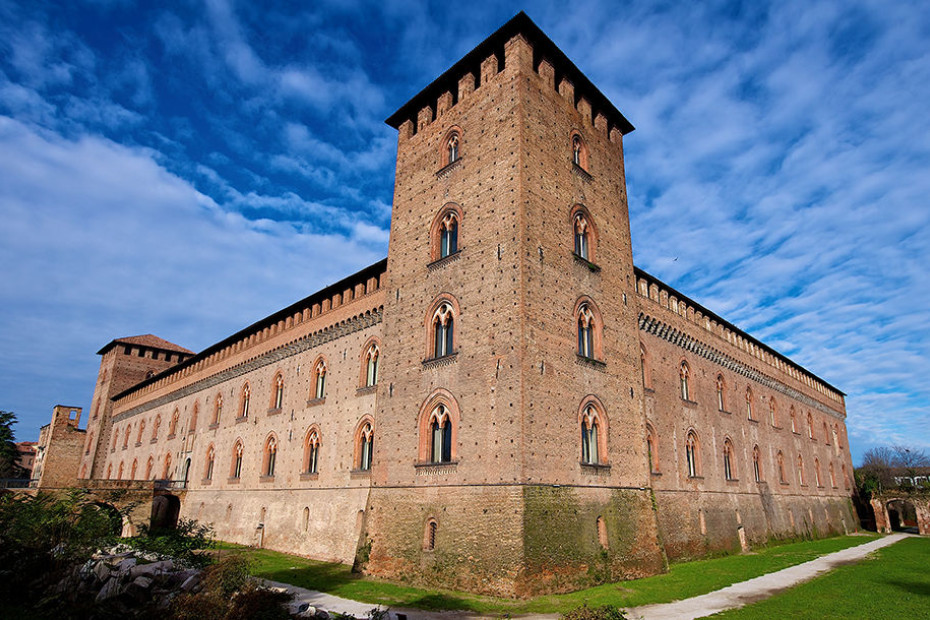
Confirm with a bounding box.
[777,451,786,483]
[314,360,327,399]
[212,393,222,425]
[240,383,251,418]
[680,362,691,401]
[716,375,726,411]
[272,373,284,410]
[576,303,598,359]
[428,405,453,463]
[440,213,458,258]
[232,441,243,479]
[581,405,601,465]
[686,431,700,477]
[358,422,374,470]
[305,429,320,474]
[431,303,455,359]
[364,344,379,387]
[574,213,590,259]
[264,436,277,477]
[447,133,459,164]
[205,445,215,481]
[753,445,762,482]
[723,439,735,480]
[746,387,755,420]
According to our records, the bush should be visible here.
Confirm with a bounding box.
[172,554,291,620]
[130,518,215,567]
[562,603,629,620]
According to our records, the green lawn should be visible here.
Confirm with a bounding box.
[216,534,880,614]
[710,536,930,619]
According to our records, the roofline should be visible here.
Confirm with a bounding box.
[96,339,192,356]
[112,258,388,401]
[634,266,846,396]
[385,11,635,135]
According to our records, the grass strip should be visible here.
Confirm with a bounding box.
[710,536,930,618]
[217,534,880,614]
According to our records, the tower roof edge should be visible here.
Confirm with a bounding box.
[385,11,635,135]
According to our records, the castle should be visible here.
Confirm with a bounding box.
[67,13,855,597]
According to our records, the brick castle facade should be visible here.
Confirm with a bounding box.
[59,14,854,597]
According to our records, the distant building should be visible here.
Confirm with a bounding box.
[14,441,37,478]
[32,405,85,488]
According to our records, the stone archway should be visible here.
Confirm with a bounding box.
[871,493,930,535]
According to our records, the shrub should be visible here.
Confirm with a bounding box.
[172,554,291,620]
[561,603,629,620]
[130,517,215,567]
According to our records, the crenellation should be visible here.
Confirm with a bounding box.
[558,76,574,102]
[576,97,592,123]
[537,58,554,88]
[479,53,498,85]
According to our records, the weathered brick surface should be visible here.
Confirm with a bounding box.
[47,14,857,598]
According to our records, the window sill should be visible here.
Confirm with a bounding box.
[167,434,176,440]
[580,462,611,475]
[575,354,606,370]
[748,418,759,424]
[650,470,662,477]
[356,385,377,396]
[756,480,767,485]
[572,253,601,272]
[422,352,458,369]
[235,416,249,424]
[681,399,699,408]
[135,442,142,448]
[350,469,372,478]
[299,472,319,481]
[571,161,592,181]
[227,477,240,484]
[150,438,158,444]
[687,475,705,480]
[267,407,282,416]
[435,157,463,178]
[726,478,740,484]
[719,409,731,415]
[201,478,212,486]
[427,250,462,271]
[122,446,128,451]
[415,460,459,475]
[208,423,219,430]
[644,387,655,394]
[306,397,326,407]
[259,475,275,483]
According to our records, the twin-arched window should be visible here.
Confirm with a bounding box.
[169,409,180,436]
[313,359,327,399]
[746,388,755,421]
[358,422,374,470]
[305,429,320,474]
[680,362,691,401]
[686,431,700,477]
[205,445,215,481]
[432,303,455,358]
[440,213,458,258]
[576,301,602,360]
[232,441,244,479]
[570,205,598,264]
[446,132,460,166]
[271,373,284,410]
[716,375,726,411]
[571,132,588,170]
[240,383,251,419]
[752,445,762,482]
[428,405,453,463]
[364,344,379,387]
[777,451,786,483]
[723,439,735,480]
[580,401,608,466]
[212,393,223,426]
[574,213,590,259]
[264,435,277,477]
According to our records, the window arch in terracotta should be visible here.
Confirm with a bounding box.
[212,393,223,426]
[205,444,215,480]
[239,383,251,419]
[270,372,285,411]
[574,297,604,360]
[304,426,321,474]
[570,130,589,170]
[429,203,463,261]
[645,422,659,473]
[716,375,726,411]
[685,430,701,477]
[263,434,278,477]
[752,445,762,482]
[424,293,461,360]
[417,389,461,464]
[231,440,244,479]
[746,387,755,420]
[723,438,735,480]
[680,361,692,401]
[354,416,375,471]
[440,126,462,168]
[579,396,609,466]
[569,204,599,263]
[310,357,328,400]
[360,339,381,387]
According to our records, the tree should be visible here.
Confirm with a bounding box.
[0,410,21,478]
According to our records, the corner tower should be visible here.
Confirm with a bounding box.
[365,13,664,596]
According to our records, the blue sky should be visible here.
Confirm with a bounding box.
[1,0,927,466]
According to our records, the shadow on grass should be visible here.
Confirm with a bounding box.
[258,563,359,592]
[886,579,930,598]
[398,593,486,613]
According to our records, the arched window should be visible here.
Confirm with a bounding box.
[746,388,755,420]
[575,299,603,360]
[130,459,138,479]
[723,439,735,480]
[823,422,830,445]
[716,375,726,411]
[790,407,798,433]
[645,423,658,473]
[680,362,691,401]
[581,404,602,465]
[814,459,822,487]
[212,393,223,425]
[313,359,327,400]
[145,456,154,480]
[302,507,310,532]
[271,373,285,410]
[305,429,320,474]
[136,421,145,445]
[430,204,463,262]
[686,431,700,477]
[106,463,112,479]
[85,432,94,455]
[424,518,438,551]
[752,445,762,482]
[797,454,805,485]
[428,405,453,463]
[807,412,815,439]
[263,435,278,477]
[440,212,458,258]
[112,431,118,452]
[777,451,786,483]
[231,441,243,479]
[169,409,180,436]
[829,461,837,487]
[769,398,777,427]
[357,422,374,470]
[570,131,588,169]
[205,445,215,481]
[123,425,131,448]
[162,453,172,479]
[240,383,251,418]
[833,424,841,449]
[189,402,198,433]
[363,343,380,387]
[431,303,455,359]
[152,415,161,440]
[446,132,460,165]
[574,213,590,260]
[118,461,124,480]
